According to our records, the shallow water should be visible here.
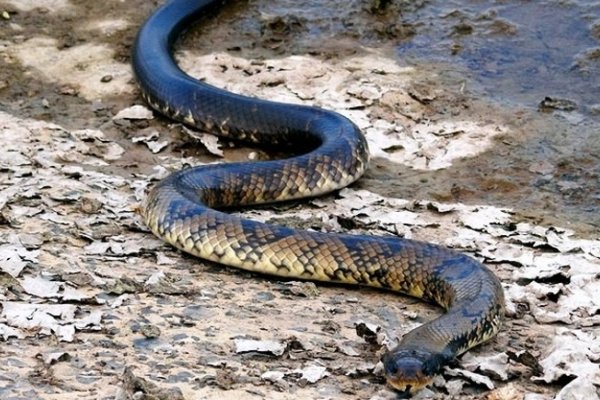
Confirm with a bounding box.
[397,0,600,115]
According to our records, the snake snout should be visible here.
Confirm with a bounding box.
[382,349,443,392]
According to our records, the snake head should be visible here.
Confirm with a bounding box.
[381,348,449,392]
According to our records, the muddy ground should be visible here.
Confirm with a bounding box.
[0,0,599,399]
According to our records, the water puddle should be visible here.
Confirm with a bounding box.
[397,0,600,115]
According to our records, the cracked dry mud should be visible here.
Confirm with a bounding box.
[1,1,599,399]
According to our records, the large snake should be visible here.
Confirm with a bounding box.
[132,0,505,392]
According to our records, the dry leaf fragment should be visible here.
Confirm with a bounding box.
[84,241,112,255]
[460,207,512,231]
[0,150,30,169]
[337,343,361,356]
[444,367,495,389]
[0,245,28,277]
[0,323,24,340]
[71,129,106,141]
[38,351,70,365]
[144,271,187,295]
[426,201,459,213]
[233,338,286,356]
[21,276,61,298]
[146,140,169,153]
[112,105,154,120]
[131,129,160,143]
[444,379,465,396]
[480,243,535,267]
[345,362,377,378]
[293,364,328,384]
[61,285,95,302]
[156,252,177,265]
[544,230,582,253]
[99,142,125,161]
[554,376,600,400]
[533,328,599,385]
[74,310,102,331]
[461,352,509,381]
[131,129,169,153]
[182,126,224,157]
[261,370,286,383]
[1,302,100,342]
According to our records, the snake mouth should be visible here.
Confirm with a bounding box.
[386,376,433,393]
[383,358,433,392]
[382,349,446,392]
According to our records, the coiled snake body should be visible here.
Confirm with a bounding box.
[133,0,505,392]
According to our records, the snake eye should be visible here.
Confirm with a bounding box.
[382,349,441,392]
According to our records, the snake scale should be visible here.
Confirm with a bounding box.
[132,0,505,392]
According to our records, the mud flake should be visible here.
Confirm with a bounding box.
[234,338,287,357]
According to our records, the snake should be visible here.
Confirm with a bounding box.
[132,0,505,392]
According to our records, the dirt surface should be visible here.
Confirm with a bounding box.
[1,1,599,399]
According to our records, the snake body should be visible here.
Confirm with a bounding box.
[133,0,505,392]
